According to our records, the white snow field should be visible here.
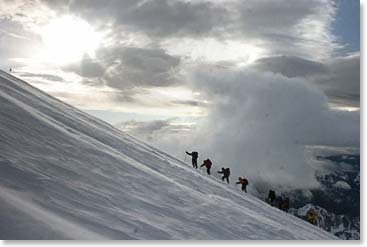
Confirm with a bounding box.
[0,70,338,240]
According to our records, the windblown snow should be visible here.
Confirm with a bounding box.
[0,70,338,240]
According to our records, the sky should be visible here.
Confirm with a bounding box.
[0,0,360,190]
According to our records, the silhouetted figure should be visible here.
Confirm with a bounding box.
[236,177,248,192]
[218,167,230,184]
[186,151,198,169]
[9,68,12,73]
[276,196,283,210]
[281,197,290,212]
[200,159,212,175]
[267,190,276,205]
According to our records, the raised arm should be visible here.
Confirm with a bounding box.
[186,151,192,156]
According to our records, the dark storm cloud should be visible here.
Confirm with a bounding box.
[251,54,360,108]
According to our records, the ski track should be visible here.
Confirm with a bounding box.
[0,70,339,240]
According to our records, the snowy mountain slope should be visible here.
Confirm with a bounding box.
[0,70,338,240]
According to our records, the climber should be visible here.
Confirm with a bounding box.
[276,195,283,210]
[218,167,230,184]
[267,190,276,206]
[236,177,248,192]
[307,209,317,225]
[200,158,212,175]
[186,151,198,169]
[281,197,290,212]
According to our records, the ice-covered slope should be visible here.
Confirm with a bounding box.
[0,70,338,240]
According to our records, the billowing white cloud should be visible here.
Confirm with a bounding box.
[150,65,359,189]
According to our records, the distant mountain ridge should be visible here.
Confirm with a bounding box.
[289,151,360,240]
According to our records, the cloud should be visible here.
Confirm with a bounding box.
[320,53,360,108]
[116,118,195,143]
[0,18,42,65]
[165,65,358,190]
[117,119,172,134]
[17,72,65,82]
[63,55,105,78]
[112,63,359,190]
[235,0,338,58]
[39,0,339,61]
[170,99,207,107]
[251,53,360,108]
[61,0,229,38]
[103,47,181,88]
[64,46,181,90]
[251,56,329,78]
[114,0,229,38]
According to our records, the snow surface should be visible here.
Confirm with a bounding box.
[0,70,338,240]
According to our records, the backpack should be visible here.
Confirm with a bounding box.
[243,178,248,185]
[192,152,198,158]
[225,168,230,176]
[205,159,212,168]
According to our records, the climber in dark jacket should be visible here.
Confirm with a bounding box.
[276,196,283,210]
[186,151,198,169]
[218,167,230,184]
[267,190,276,206]
[200,159,212,175]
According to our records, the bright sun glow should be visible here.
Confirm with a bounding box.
[40,16,101,64]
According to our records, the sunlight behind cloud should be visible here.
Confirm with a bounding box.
[39,16,101,64]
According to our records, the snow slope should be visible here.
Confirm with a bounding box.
[0,70,338,240]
